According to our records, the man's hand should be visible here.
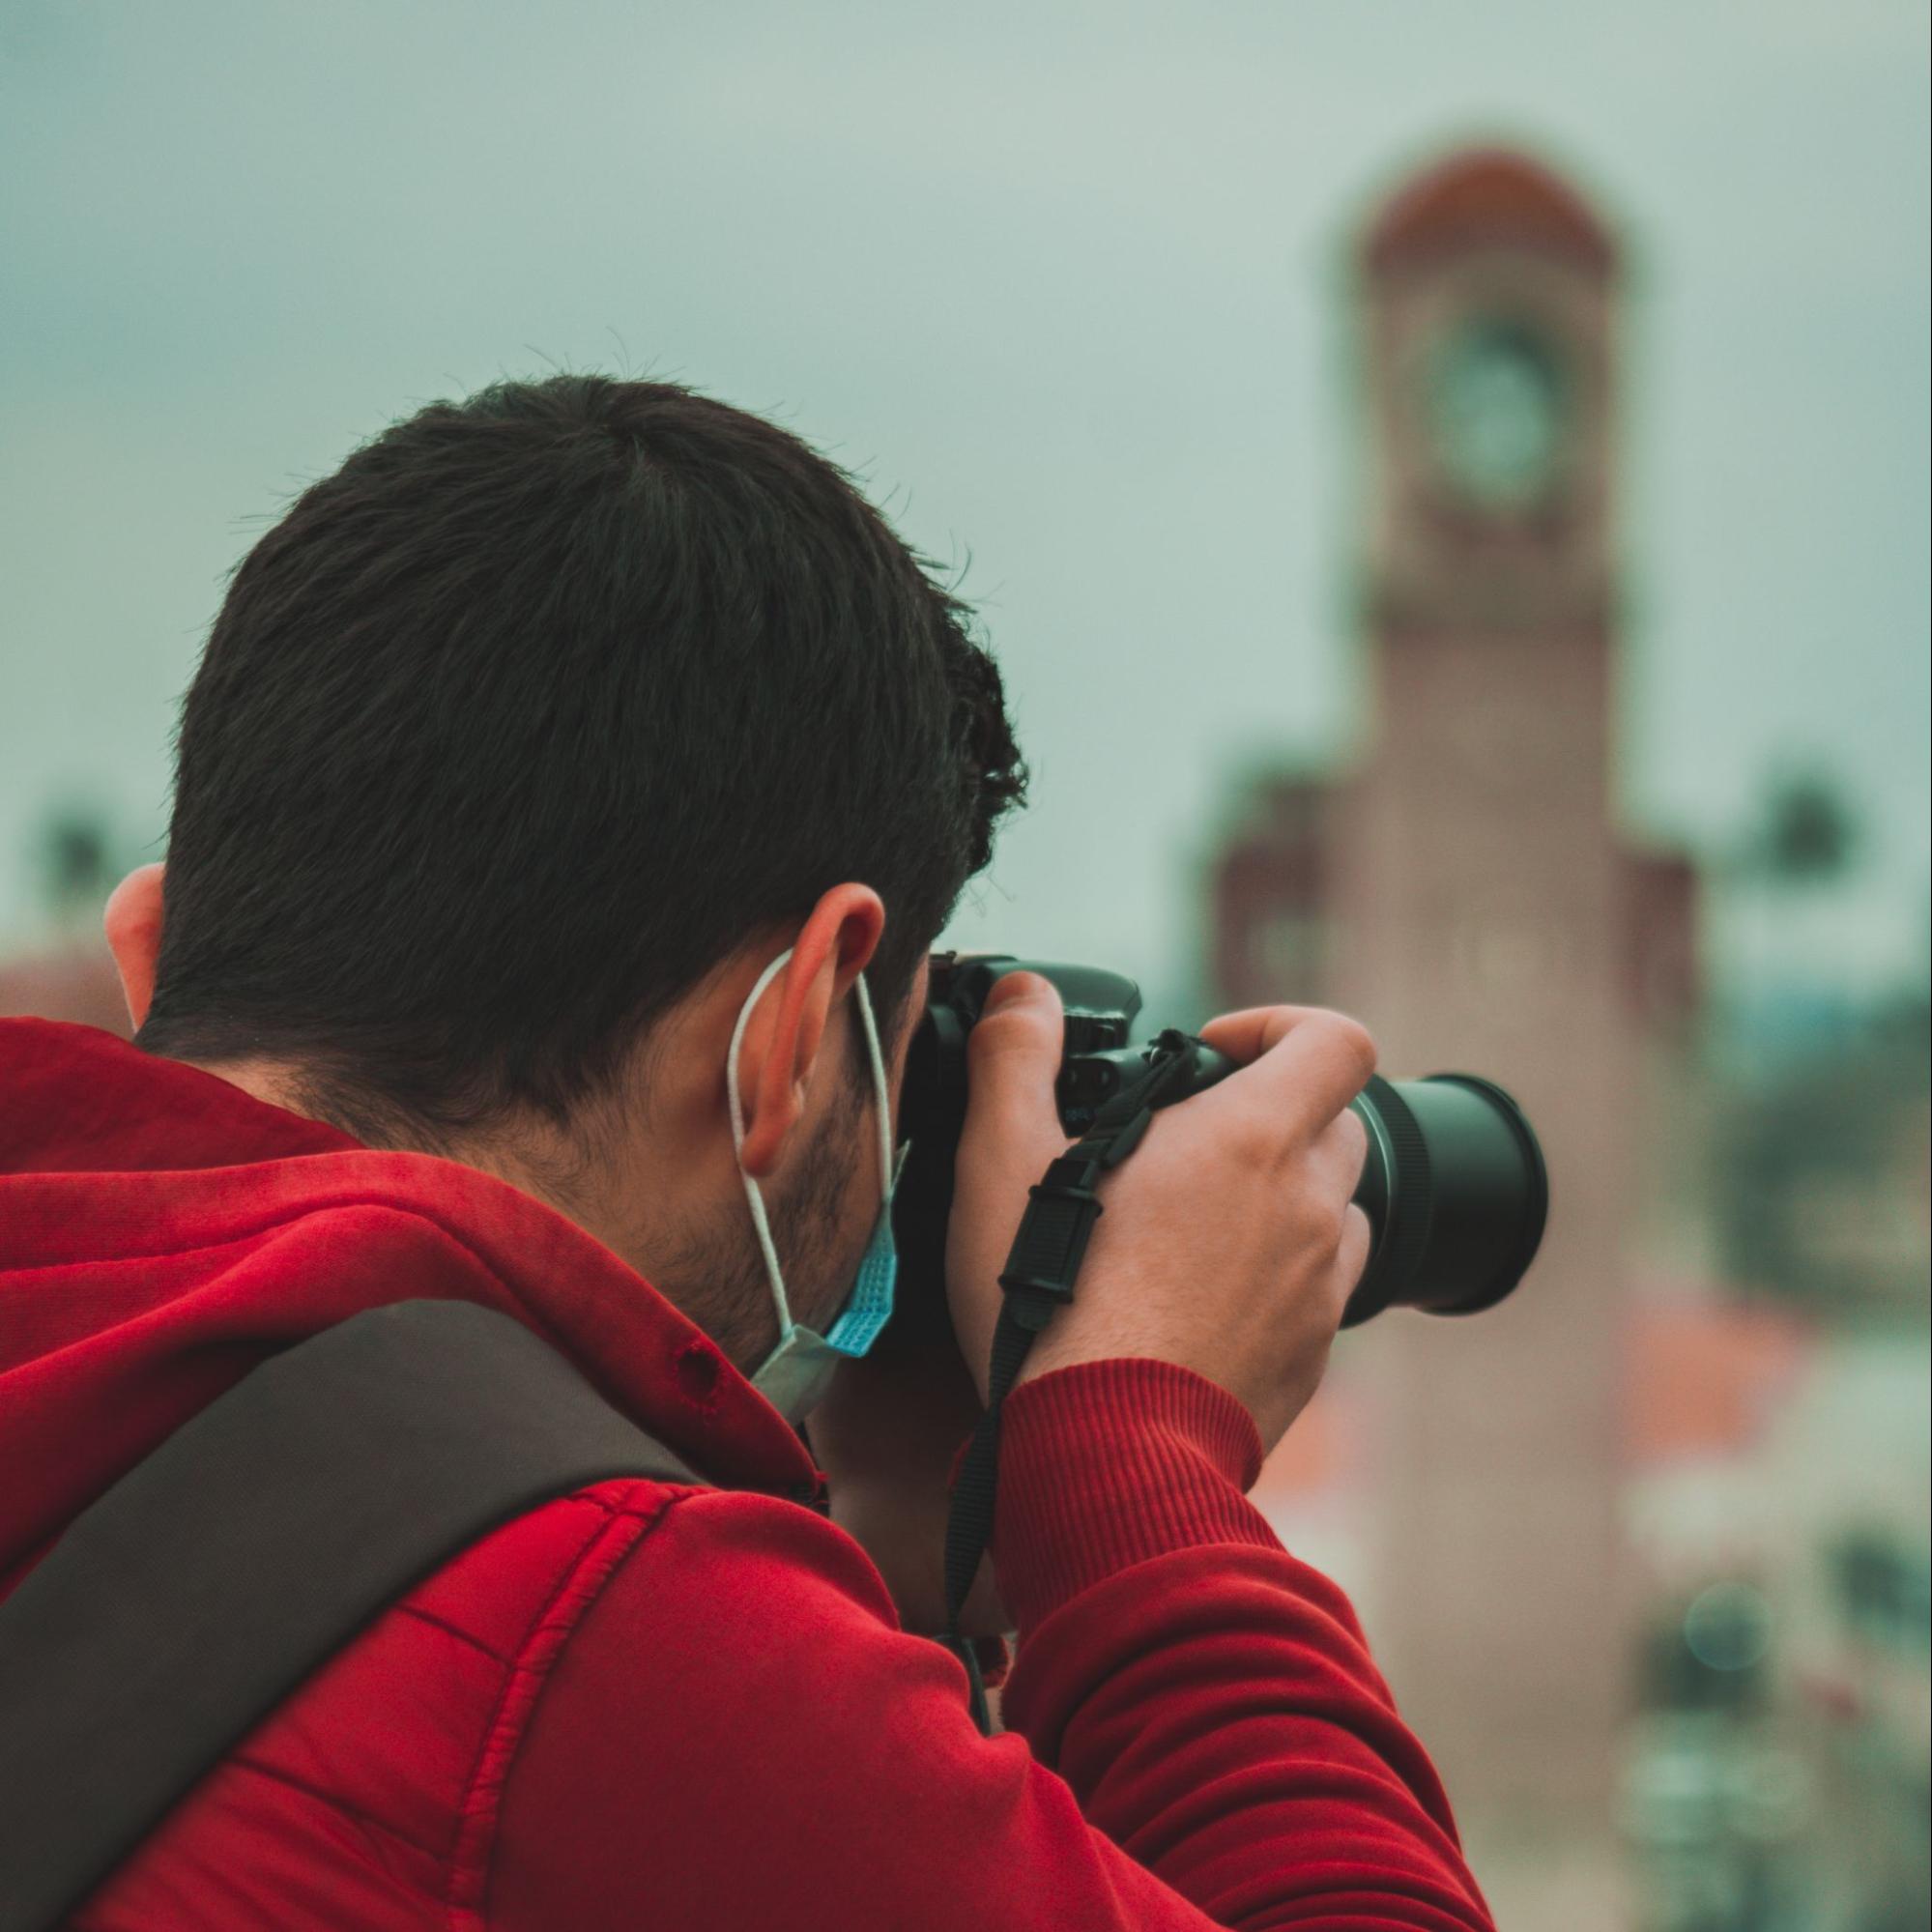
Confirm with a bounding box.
[946,973,1375,1457]
[808,1314,1008,1638]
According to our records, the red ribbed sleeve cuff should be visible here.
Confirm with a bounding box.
[985,1357,1278,1636]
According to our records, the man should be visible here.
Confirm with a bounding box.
[0,377,1493,1928]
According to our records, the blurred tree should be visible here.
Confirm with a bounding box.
[1752,771,1859,884]
[35,806,120,928]
[1715,994,1931,1320]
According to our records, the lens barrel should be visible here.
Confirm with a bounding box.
[1342,1073,1548,1326]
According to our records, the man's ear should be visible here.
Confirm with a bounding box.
[103,863,166,1032]
[736,882,884,1180]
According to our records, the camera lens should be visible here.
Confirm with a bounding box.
[1342,1073,1548,1326]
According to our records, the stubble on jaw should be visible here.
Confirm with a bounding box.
[652,1070,870,1375]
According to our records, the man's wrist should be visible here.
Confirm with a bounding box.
[981,1356,1278,1635]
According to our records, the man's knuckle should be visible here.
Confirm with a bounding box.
[1343,1201,1372,1253]
[1226,1113,1280,1172]
[1286,1193,1334,1254]
[1327,1013,1377,1079]
[970,1008,1053,1068]
[1331,1267,1359,1321]
[1327,1198,1354,1252]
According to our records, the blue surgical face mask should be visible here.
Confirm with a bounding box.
[727,946,910,1424]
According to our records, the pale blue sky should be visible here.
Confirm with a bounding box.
[2,0,1926,1018]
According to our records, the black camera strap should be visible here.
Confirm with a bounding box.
[939,1031,1203,1733]
[0,1302,702,1932]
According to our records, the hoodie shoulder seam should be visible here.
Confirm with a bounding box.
[440,1479,695,1931]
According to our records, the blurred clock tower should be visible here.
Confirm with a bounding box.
[1345,145,1629,1918]
[1210,146,1671,1924]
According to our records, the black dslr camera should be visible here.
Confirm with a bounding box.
[891,953,1547,1335]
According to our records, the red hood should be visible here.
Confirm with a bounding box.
[0,1019,818,1594]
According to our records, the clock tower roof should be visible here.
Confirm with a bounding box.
[1364,145,1615,277]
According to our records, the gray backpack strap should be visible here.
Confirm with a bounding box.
[0,1299,702,1932]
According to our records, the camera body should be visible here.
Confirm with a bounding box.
[890,953,1548,1336]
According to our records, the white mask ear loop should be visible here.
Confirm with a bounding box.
[727,946,797,1339]
[851,967,894,1196]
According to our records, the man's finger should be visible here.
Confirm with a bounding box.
[1194,1005,1378,1143]
[1195,1004,1330,1066]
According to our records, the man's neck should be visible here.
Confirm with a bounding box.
[187,1053,646,1266]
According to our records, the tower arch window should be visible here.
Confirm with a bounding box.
[1425,315,1571,512]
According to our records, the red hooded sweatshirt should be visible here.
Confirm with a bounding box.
[0,1017,1493,1931]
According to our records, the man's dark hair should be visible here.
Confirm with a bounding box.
[139,375,1026,1145]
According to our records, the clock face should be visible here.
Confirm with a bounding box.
[1426,317,1568,511]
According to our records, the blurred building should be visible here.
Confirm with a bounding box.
[0,944,129,1035]
[1208,145,1697,1926]
[0,808,133,1036]
[1208,141,1930,1931]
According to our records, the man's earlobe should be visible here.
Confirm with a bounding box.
[104,863,166,1032]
